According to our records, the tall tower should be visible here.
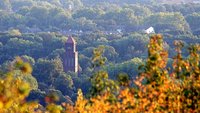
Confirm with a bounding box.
[64,36,78,73]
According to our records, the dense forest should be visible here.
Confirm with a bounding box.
[0,0,199,112]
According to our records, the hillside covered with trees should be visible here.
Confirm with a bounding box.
[0,34,199,112]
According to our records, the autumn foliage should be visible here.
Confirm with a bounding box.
[68,34,200,113]
[0,34,199,113]
[0,57,37,113]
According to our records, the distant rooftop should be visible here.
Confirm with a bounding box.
[66,36,76,44]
